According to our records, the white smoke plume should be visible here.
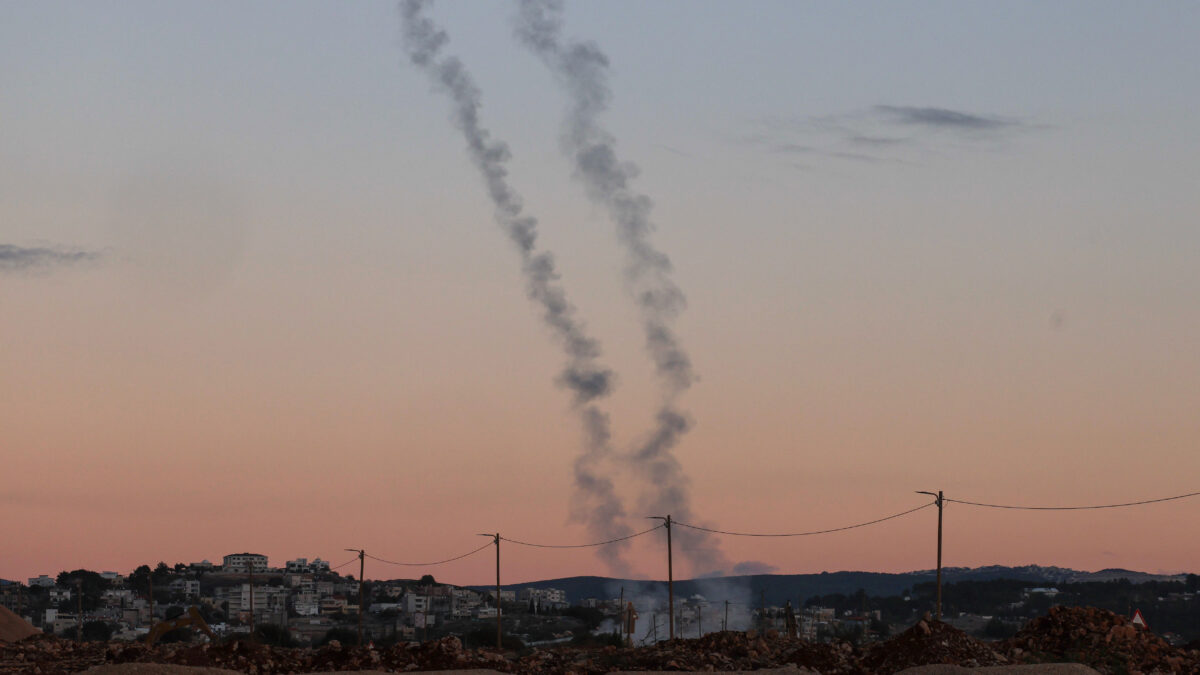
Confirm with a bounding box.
[400,0,635,573]
[513,0,729,576]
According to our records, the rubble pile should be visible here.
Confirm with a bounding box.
[594,629,852,673]
[0,633,109,673]
[860,619,1005,674]
[6,609,1200,674]
[1004,606,1200,674]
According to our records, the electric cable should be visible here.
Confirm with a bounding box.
[500,524,664,549]
[365,542,494,567]
[672,501,936,537]
[329,556,360,571]
[944,490,1200,511]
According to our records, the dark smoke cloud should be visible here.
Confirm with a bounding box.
[399,0,634,573]
[514,0,729,576]
[0,244,97,273]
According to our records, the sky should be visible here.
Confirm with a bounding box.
[3,1,1199,587]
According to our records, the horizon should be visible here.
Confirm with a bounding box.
[6,560,1196,590]
[4,2,1199,586]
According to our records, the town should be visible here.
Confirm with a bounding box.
[0,551,919,648]
[4,554,1199,650]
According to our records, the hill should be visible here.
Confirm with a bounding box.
[465,565,1188,606]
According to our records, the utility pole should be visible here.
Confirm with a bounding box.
[618,587,624,638]
[760,589,766,629]
[698,604,702,637]
[76,579,83,641]
[478,533,502,649]
[248,566,255,640]
[148,576,154,627]
[648,515,674,640]
[724,600,729,632]
[917,490,945,621]
[345,549,366,645]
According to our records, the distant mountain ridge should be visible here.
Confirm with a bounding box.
[466,565,1189,606]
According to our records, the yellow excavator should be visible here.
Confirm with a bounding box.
[145,606,218,646]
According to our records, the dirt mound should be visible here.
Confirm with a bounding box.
[895,666,1100,675]
[1003,606,1200,674]
[861,618,1006,674]
[84,665,242,674]
[6,611,1192,675]
[0,606,39,643]
[598,629,854,673]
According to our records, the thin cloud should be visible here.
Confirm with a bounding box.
[849,134,908,147]
[874,105,1016,131]
[742,104,1036,167]
[732,560,779,575]
[0,244,98,273]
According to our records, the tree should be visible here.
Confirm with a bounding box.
[419,575,437,586]
[81,620,112,642]
[318,627,358,646]
[152,562,172,584]
[55,570,108,611]
[127,565,153,596]
[254,623,295,647]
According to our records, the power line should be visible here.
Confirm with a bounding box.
[945,490,1200,511]
[673,502,936,537]
[365,542,493,567]
[501,524,664,549]
[330,556,360,571]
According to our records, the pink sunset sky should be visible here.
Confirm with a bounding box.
[3,1,1199,586]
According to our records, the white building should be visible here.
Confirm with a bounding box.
[222,553,268,574]
[285,557,332,574]
[518,587,568,610]
[403,594,431,614]
[169,579,201,597]
[28,575,56,588]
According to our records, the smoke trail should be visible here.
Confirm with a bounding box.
[514,0,729,576]
[400,0,634,573]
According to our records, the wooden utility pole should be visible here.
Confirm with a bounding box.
[917,490,945,621]
[760,589,766,629]
[344,549,366,645]
[618,587,624,638]
[248,566,255,640]
[478,533,501,649]
[724,600,729,632]
[698,604,702,637]
[648,515,674,640]
[494,533,501,649]
[76,579,83,641]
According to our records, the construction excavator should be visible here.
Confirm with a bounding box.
[145,606,217,646]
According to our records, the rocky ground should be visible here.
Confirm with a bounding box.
[2,607,1198,674]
